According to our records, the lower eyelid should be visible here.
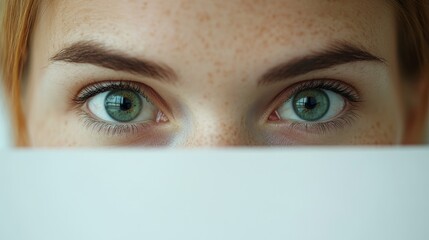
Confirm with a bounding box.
[301,112,359,133]
[77,110,157,136]
[273,104,360,135]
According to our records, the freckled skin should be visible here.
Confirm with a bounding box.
[23,0,422,146]
[351,124,396,145]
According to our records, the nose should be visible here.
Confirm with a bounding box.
[175,118,255,147]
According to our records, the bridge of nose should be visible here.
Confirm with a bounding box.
[173,107,257,147]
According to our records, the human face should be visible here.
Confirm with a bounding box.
[25,0,403,146]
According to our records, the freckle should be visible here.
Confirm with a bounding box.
[261,39,269,48]
[375,121,381,128]
[306,21,314,28]
[163,9,171,16]
[67,140,77,147]
[389,124,394,132]
[218,40,225,47]
[214,61,222,67]
[235,48,243,55]
[179,0,192,10]
[203,41,210,49]
[174,41,188,52]
[196,12,211,22]
[224,101,229,107]
[222,70,233,78]
[258,26,268,35]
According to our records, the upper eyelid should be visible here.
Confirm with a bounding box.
[72,80,174,120]
[280,79,362,104]
[73,81,148,104]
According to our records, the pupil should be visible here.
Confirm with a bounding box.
[304,97,318,109]
[120,97,132,111]
[292,89,330,121]
[104,90,142,122]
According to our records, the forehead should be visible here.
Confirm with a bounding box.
[39,0,394,68]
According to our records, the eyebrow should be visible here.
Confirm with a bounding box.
[258,42,385,85]
[50,41,177,82]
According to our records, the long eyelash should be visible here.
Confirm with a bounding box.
[286,79,362,103]
[76,110,153,136]
[278,79,362,134]
[289,108,360,134]
[72,80,149,104]
[72,80,155,136]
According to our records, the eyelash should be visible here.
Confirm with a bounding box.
[72,81,156,136]
[73,79,361,136]
[72,81,149,104]
[271,79,362,134]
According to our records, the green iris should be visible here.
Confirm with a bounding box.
[104,90,142,122]
[292,89,329,121]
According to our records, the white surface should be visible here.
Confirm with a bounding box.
[1,149,429,240]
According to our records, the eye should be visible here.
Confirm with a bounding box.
[88,89,161,123]
[72,81,169,135]
[267,80,361,133]
[274,88,345,122]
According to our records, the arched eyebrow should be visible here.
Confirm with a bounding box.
[258,42,385,85]
[50,41,177,83]
[51,41,383,86]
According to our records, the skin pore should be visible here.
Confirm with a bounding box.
[24,0,405,146]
